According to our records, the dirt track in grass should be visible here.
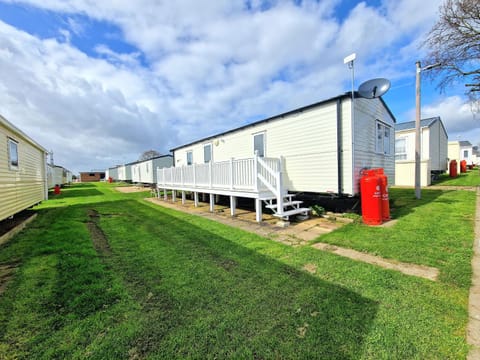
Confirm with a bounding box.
[87,209,112,257]
[145,197,442,281]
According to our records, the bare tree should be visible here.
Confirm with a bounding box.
[422,0,480,95]
[138,150,161,161]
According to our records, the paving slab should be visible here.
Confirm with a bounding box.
[144,197,342,245]
[312,242,439,281]
[468,187,480,358]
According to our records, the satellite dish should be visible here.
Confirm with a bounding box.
[358,78,391,99]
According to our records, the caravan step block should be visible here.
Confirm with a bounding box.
[265,200,303,210]
[273,207,311,219]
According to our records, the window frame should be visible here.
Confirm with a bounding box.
[7,138,19,170]
[253,132,266,157]
[203,143,212,163]
[395,137,407,161]
[186,151,193,165]
[375,120,392,155]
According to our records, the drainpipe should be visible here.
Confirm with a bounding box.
[44,152,48,200]
[336,98,343,196]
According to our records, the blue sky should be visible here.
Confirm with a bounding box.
[0,0,477,173]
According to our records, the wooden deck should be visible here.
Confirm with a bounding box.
[156,154,309,222]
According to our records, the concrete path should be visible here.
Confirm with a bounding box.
[468,187,480,359]
[145,197,344,246]
[312,242,439,281]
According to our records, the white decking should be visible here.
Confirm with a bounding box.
[156,154,309,222]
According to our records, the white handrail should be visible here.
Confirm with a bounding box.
[156,155,283,205]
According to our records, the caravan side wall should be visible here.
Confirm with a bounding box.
[352,97,395,194]
[118,165,132,181]
[429,121,448,172]
[108,167,119,180]
[52,167,63,186]
[0,122,47,221]
[173,97,394,196]
[174,102,342,194]
[152,157,173,183]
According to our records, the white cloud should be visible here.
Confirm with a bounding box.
[422,95,480,145]
[0,20,178,172]
[0,0,468,172]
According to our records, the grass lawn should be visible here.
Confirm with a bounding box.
[433,168,480,186]
[0,182,475,358]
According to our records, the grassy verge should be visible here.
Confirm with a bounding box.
[0,182,472,358]
[433,168,480,186]
[315,188,475,289]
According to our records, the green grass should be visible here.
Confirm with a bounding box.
[0,182,474,358]
[317,188,475,289]
[433,168,480,186]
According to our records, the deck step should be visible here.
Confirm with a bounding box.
[265,200,303,210]
[273,207,311,219]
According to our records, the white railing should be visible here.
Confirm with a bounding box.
[157,154,284,197]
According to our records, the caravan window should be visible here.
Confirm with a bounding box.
[395,138,407,160]
[187,151,193,165]
[375,121,391,155]
[8,138,19,170]
[204,143,212,163]
[253,132,265,157]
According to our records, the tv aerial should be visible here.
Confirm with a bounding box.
[358,78,391,98]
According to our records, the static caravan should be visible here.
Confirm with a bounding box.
[448,140,473,173]
[131,155,173,184]
[106,166,119,181]
[117,163,132,182]
[473,146,480,166]
[0,114,48,222]
[159,93,396,221]
[395,117,448,186]
[47,164,66,188]
[65,169,73,184]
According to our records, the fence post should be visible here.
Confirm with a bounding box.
[230,158,234,190]
[209,161,213,189]
[276,156,284,216]
[193,164,196,187]
[254,151,259,192]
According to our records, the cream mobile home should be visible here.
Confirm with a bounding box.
[0,115,48,221]
[158,93,396,221]
[448,140,473,173]
[395,117,448,186]
[106,166,119,181]
[47,164,65,188]
[117,163,132,182]
[131,155,173,184]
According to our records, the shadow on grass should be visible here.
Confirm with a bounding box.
[0,189,379,358]
[432,169,480,186]
[91,199,379,359]
[64,183,99,188]
[49,189,104,198]
[389,188,453,220]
